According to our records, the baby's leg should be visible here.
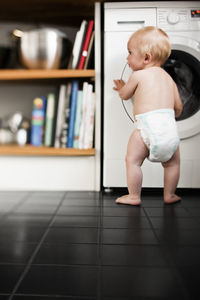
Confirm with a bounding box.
[116,129,149,205]
[162,147,181,204]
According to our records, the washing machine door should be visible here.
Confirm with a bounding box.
[163,36,200,139]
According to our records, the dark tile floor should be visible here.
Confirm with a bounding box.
[0,189,200,300]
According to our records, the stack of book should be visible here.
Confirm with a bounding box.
[68,19,95,70]
[30,81,95,149]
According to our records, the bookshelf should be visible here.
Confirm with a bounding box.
[0,2,101,191]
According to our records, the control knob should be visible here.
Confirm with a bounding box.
[167,12,180,24]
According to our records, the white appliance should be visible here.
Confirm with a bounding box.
[103,1,200,188]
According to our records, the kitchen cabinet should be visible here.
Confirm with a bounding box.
[0,3,101,191]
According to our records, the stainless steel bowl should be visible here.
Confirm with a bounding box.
[13,28,71,69]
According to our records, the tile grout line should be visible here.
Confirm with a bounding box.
[8,192,67,300]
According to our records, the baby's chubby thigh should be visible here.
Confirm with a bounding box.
[126,129,149,166]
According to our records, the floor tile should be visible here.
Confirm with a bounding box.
[0,241,36,264]
[149,217,200,229]
[102,296,181,300]
[102,244,167,266]
[13,205,57,215]
[141,200,165,207]
[24,198,62,205]
[182,199,200,207]
[1,214,52,227]
[185,207,200,217]
[155,228,200,245]
[101,266,186,298]
[103,216,151,229]
[0,225,46,243]
[57,206,100,216]
[65,191,99,199]
[102,228,158,244]
[0,265,25,293]
[166,245,200,266]
[13,296,96,299]
[177,266,200,300]
[44,227,98,244]
[17,265,98,297]
[144,206,189,217]
[33,243,98,265]
[62,198,100,206]
[51,215,99,228]
[103,206,145,217]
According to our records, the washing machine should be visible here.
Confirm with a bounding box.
[103,1,200,188]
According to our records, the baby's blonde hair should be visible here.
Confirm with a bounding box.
[129,26,171,65]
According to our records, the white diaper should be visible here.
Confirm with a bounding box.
[135,109,179,162]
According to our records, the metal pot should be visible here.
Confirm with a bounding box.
[12,28,71,69]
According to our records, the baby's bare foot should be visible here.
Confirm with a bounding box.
[116,194,141,206]
[164,194,181,204]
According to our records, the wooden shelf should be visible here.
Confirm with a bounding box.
[0,145,95,156]
[0,69,95,80]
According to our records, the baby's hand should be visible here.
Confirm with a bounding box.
[113,79,125,91]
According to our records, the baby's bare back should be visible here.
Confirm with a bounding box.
[133,67,175,116]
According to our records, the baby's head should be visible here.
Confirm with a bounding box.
[128,26,171,66]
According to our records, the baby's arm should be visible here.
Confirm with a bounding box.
[113,73,138,100]
[174,83,183,118]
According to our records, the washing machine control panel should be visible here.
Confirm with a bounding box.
[157,8,200,31]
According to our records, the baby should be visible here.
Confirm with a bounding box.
[113,26,183,205]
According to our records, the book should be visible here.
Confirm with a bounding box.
[70,20,88,69]
[54,85,67,148]
[73,90,83,148]
[83,92,95,149]
[30,97,46,146]
[67,80,79,148]
[60,82,72,147]
[44,93,56,147]
[78,82,93,149]
[78,20,94,70]
[83,31,95,69]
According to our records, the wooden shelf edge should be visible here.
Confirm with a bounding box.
[0,145,95,156]
[0,69,95,80]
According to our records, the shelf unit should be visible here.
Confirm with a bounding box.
[0,69,95,157]
[0,2,101,191]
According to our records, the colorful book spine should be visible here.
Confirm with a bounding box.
[71,20,88,69]
[73,90,83,148]
[78,83,94,149]
[67,80,79,148]
[54,85,67,148]
[44,93,55,147]
[30,97,46,146]
[83,92,95,149]
[83,31,95,69]
[78,20,94,70]
[60,82,72,148]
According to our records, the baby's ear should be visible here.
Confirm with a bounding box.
[144,53,152,64]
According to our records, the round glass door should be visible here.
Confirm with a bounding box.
[162,35,200,139]
[163,50,200,121]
